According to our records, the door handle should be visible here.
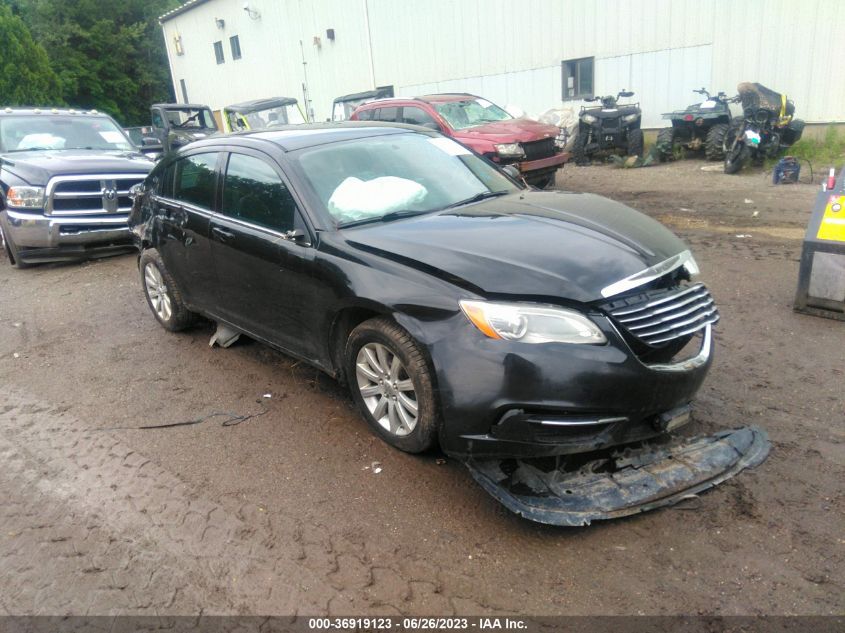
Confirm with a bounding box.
[212,226,235,243]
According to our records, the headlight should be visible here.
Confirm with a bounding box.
[622,113,639,124]
[129,182,146,200]
[460,300,607,344]
[495,143,525,158]
[683,254,700,277]
[582,114,597,124]
[6,186,45,209]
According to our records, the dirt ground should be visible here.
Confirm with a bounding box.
[0,159,842,618]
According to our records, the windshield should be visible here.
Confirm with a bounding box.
[228,104,305,131]
[294,132,519,226]
[165,108,216,130]
[433,98,512,130]
[0,115,133,152]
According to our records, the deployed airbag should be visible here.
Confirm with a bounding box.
[467,426,770,526]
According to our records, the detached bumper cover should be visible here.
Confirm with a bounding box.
[466,425,770,526]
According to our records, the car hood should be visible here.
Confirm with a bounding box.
[343,191,688,303]
[453,118,559,143]
[1,149,153,185]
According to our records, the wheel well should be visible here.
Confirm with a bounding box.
[328,307,385,384]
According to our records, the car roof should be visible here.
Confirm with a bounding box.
[151,103,211,110]
[417,93,479,103]
[224,97,299,113]
[186,122,430,152]
[357,93,479,107]
[0,107,110,117]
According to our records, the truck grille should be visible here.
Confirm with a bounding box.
[47,174,147,216]
[602,283,719,347]
[521,138,556,161]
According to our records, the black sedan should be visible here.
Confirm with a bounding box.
[128,123,720,460]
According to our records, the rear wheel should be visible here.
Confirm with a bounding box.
[345,317,438,453]
[627,128,644,157]
[139,248,196,331]
[655,127,677,161]
[705,123,729,160]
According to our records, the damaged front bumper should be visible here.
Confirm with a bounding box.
[467,425,770,526]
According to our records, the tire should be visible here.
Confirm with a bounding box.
[139,248,196,331]
[529,174,555,190]
[0,223,31,269]
[572,130,588,165]
[345,317,438,453]
[723,125,750,174]
[627,128,644,157]
[705,123,729,161]
[655,127,676,161]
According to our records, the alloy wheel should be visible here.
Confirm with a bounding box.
[144,262,173,321]
[355,342,418,437]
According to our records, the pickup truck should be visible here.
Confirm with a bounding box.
[0,107,153,267]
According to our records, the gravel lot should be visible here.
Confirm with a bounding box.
[0,160,842,617]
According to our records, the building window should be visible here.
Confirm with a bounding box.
[213,40,225,64]
[180,79,188,103]
[230,35,242,60]
[561,57,594,100]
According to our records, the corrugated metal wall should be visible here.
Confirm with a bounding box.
[162,0,845,125]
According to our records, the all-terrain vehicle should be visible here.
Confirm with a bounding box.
[150,103,218,154]
[656,88,734,161]
[723,82,805,174]
[572,90,643,164]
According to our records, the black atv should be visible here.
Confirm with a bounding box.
[572,90,643,164]
[656,88,734,161]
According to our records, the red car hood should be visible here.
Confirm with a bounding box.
[453,118,559,143]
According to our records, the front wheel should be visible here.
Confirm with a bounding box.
[723,127,750,174]
[345,317,438,453]
[627,128,644,157]
[572,130,589,165]
[139,248,196,331]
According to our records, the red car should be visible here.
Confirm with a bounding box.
[351,93,569,188]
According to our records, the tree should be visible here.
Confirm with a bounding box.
[9,0,181,125]
[0,4,61,105]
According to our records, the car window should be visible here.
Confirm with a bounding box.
[356,109,374,121]
[151,111,164,129]
[402,107,437,128]
[294,132,518,225]
[432,98,512,130]
[173,153,219,210]
[376,107,399,122]
[221,153,297,233]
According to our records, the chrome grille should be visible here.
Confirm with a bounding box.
[47,174,147,216]
[604,283,719,346]
[521,138,556,161]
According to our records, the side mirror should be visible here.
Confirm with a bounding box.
[284,228,310,245]
[502,165,520,180]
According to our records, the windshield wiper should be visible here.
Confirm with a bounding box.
[338,209,430,229]
[443,190,509,210]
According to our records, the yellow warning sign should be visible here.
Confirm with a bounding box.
[817,195,845,242]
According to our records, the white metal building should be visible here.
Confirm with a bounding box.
[160,0,845,128]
